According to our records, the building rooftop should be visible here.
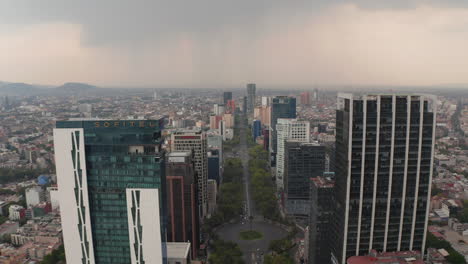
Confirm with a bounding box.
[166,242,191,259]
[347,250,424,264]
[311,176,334,188]
[168,152,191,157]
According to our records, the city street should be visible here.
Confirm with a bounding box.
[217,117,288,264]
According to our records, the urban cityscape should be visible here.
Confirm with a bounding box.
[0,83,467,264]
[1,1,468,264]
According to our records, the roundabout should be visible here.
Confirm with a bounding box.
[239,230,263,240]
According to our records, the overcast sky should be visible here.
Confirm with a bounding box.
[1,0,468,88]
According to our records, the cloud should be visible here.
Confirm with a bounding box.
[0,2,468,87]
[1,0,467,47]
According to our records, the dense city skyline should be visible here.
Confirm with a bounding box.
[1,1,468,263]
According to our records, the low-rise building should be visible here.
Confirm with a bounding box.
[167,242,191,264]
[10,212,62,246]
[0,221,19,237]
[347,250,424,264]
[8,205,25,221]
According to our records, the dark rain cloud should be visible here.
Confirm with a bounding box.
[1,0,466,47]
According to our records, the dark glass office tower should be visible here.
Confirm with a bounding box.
[331,94,436,264]
[269,96,296,166]
[223,91,232,105]
[166,152,200,260]
[54,119,167,264]
[247,83,256,115]
[309,176,335,264]
[284,141,325,216]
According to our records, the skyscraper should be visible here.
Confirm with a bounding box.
[309,176,335,264]
[283,141,325,216]
[252,119,262,141]
[171,130,208,218]
[331,94,436,264]
[275,118,310,189]
[166,152,199,259]
[208,149,221,185]
[254,105,271,127]
[207,179,217,217]
[261,96,271,107]
[263,128,270,151]
[269,96,297,166]
[54,119,167,264]
[300,91,311,106]
[226,99,236,114]
[246,83,256,115]
[223,91,232,105]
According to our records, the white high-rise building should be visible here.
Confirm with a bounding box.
[213,104,225,115]
[9,205,24,221]
[47,186,60,211]
[171,130,208,217]
[25,186,44,208]
[261,96,271,107]
[276,119,310,189]
[54,119,167,264]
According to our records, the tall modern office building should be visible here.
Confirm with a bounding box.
[269,96,297,166]
[208,149,221,185]
[54,119,167,264]
[309,176,335,264]
[283,141,325,216]
[275,119,310,189]
[171,130,208,218]
[252,119,262,141]
[300,91,311,106]
[246,83,256,115]
[165,152,199,259]
[331,94,436,264]
[223,92,232,105]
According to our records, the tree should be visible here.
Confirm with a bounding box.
[1,234,11,244]
[431,187,444,196]
[209,240,244,264]
[264,254,294,264]
[269,238,293,254]
[426,232,466,264]
[40,245,66,264]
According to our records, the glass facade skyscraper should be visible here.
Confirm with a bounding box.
[284,141,325,216]
[331,94,436,264]
[276,119,310,190]
[269,96,297,166]
[54,119,167,264]
[223,91,232,105]
[246,83,256,115]
[309,176,335,264]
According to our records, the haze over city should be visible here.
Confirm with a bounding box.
[1,1,468,264]
[1,0,468,88]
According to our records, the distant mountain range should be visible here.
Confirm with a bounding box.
[55,82,98,92]
[0,82,99,95]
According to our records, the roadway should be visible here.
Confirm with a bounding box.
[217,116,288,264]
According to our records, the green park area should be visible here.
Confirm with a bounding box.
[239,230,263,240]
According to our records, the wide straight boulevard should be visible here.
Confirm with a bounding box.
[217,117,287,264]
